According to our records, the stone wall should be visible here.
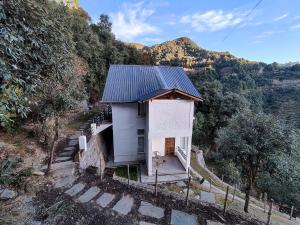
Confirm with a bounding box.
[79,133,107,174]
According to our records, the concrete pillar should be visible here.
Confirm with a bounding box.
[91,123,97,136]
[148,135,153,176]
[186,136,192,173]
[79,135,87,151]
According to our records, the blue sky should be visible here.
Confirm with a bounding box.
[80,0,300,63]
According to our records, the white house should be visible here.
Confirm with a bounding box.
[102,65,202,177]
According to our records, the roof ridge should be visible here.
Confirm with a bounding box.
[154,66,168,89]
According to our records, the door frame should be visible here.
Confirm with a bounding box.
[165,137,175,155]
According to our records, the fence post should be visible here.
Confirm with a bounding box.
[186,175,191,207]
[127,164,130,185]
[155,169,158,196]
[290,206,294,220]
[232,184,237,202]
[264,192,268,213]
[266,199,273,225]
[223,186,229,215]
[221,174,224,181]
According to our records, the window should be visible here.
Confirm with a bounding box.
[137,129,144,135]
[180,137,188,149]
[138,103,146,116]
[138,136,145,153]
[137,129,145,153]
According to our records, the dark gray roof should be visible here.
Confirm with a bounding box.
[101,65,202,102]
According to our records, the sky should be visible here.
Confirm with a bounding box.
[80,0,300,63]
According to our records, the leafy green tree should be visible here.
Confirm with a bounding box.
[256,129,300,208]
[216,111,287,212]
[1,0,83,130]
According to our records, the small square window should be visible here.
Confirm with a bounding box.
[137,129,144,135]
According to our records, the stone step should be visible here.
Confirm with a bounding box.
[139,222,157,225]
[52,166,75,178]
[199,191,216,204]
[65,182,86,197]
[78,186,100,203]
[96,193,115,208]
[171,209,198,225]
[138,201,164,219]
[64,146,76,151]
[55,156,71,162]
[54,175,75,189]
[41,161,75,171]
[68,140,78,146]
[59,151,73,157]
[69,134,80,140]
[112,194,134,215]
[206,221,224,225]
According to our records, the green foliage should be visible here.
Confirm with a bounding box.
[216,111,295,210]
[1,0,85,130]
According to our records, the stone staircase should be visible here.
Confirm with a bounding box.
[59,181,225,225]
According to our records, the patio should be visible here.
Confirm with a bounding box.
[140,155,187,183]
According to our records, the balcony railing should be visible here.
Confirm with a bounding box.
[176,146,187,161]
[81,105,112,142]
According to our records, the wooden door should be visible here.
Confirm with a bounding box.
[165,138,175,155]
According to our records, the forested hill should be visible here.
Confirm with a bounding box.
[136,37,300,128]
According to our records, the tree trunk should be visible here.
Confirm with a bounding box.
[46,117,59,175]
[244,176,253,213]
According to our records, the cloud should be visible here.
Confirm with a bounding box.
[291,23,300,29]
[255,30,282,39]
[274,13,289,22]
[111,2,160,41]
[180,10,245,32]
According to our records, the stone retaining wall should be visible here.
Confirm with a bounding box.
[79,133,107,174]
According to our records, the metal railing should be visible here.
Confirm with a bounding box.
[80,105,112,142]
[176,146,187,161]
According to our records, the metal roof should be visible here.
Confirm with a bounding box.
[101,65,202,103]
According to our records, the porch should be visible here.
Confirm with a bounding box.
[140,154,188,183]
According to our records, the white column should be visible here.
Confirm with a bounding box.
[91,123,97,135]
[147,135,153,176]
[79,135,87,151]
[186,136,192,173]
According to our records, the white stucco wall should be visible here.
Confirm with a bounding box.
[112,103,146,163]
[147,99,194,175]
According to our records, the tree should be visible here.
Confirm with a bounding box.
[216,111,287,212]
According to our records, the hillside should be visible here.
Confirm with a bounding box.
[136,37,300,128]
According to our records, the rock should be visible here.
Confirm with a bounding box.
[96,193,115,208]
[77,186,100,203]
[65,182,86,197]
[138,201,164,219]
[176,181,186,187]
[33,170,45,176]
[183,188,194,195]
[29,221,42,225]
[206,221,225,225]
[171,209,198,225]
[0,189,17,200]
[139,222,157,225]
[200,191,216,204]
[54,175,75,188]
[112,194,134,215]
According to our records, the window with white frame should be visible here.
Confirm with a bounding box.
[137,129,145,153]
[180,137,188,150]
